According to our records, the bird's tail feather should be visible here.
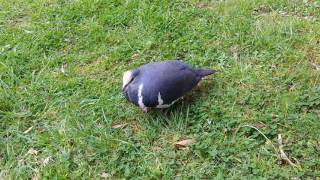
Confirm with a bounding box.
[196,68,216,77]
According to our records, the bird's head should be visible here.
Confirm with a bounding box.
[122,69,139,91]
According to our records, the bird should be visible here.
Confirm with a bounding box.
[122,60,216,112]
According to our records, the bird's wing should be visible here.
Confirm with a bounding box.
[138,61,201,106]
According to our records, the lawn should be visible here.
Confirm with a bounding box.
[1,0,320,179]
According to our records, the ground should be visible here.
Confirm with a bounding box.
[1,0,320,179]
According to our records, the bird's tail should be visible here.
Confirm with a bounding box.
[196,68,216,77]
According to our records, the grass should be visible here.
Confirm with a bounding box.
[0,0,320,178]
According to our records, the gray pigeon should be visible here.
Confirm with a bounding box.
[122,60,216,112]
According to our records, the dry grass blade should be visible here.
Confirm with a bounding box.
[131,53,140,60]
[60,64,65,73]
[238,125,300,169]
[174,139,196,149]
[307,49,320,71]
[310,62,320,70]
[101,172,111,178]
[31,175,39,180]
[27,148,38,156]
[23,126,33,134]
[111,123,128,129]
[238,125,278,152]
[278,134,298,167]
[43,156,51,166]
[223,127,228,134]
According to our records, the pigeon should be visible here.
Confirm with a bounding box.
[122,60,216,112]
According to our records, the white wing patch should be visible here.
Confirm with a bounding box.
[138,83,146,109]
[156,92,181,108]
[157,92,164,106]
[138,87,181,109]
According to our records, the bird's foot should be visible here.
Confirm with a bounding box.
[142,107,151,113]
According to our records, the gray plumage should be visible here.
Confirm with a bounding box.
[122,60,216,112]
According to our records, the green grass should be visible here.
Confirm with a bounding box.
[1,0,320,178]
